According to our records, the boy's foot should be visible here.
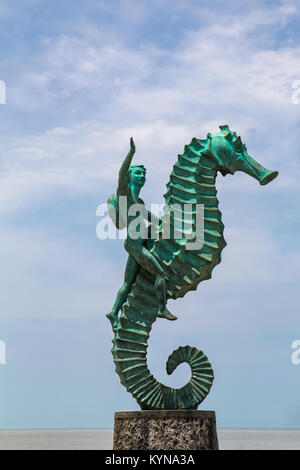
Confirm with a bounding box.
[157,308,177,321]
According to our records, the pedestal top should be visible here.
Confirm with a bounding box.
[113,409,218,450]
[115,410,216,419]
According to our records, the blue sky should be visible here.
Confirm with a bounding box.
[0,0,300,429]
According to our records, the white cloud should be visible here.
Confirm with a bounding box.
[3,13,300,213]
[215,227,300,283]
[0,119,199,212]
[0,225,121,321]
[1,0,299,303]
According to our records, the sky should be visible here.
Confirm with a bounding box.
[0,0,300,430]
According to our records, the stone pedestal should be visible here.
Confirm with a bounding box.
[113,410,219,450]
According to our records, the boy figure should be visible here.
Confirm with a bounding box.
[106,137,177,331]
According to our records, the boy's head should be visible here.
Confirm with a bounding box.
[128,164,146,187]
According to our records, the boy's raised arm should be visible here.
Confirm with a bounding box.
[117,137,135,195]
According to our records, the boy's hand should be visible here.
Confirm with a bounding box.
[130,137,135,155]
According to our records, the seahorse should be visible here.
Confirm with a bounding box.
[110,125,278,410]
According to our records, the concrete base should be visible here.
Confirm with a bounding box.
[113,410,219,450]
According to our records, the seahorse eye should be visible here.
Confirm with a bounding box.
[233,136,243,154]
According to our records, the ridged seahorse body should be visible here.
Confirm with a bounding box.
[112,136,226,410]
[110,126,278,410]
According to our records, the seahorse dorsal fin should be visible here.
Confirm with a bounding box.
[219,124,230,132]
[233,135,243,152]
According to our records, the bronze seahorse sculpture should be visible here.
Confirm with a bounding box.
[106,125,278,410]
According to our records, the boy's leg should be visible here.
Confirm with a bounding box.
[125,240,177,321]
[106,255,139,331]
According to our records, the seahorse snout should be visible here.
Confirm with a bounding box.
[235,151,278,186]
[259,169,279,185]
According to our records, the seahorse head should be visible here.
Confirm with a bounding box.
[206,125,278,185]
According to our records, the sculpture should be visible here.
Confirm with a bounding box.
[106,125,278,410]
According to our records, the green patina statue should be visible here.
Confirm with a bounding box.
[106,125,278,410]
[107,137,177,331]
